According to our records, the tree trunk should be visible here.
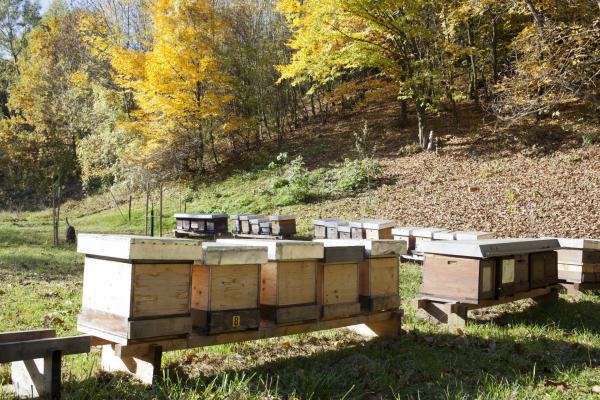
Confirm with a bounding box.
[491,16,498,84]
[398,99,408,127]
[414,98,428,149]
[466,20,479,105]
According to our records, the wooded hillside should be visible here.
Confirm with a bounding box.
[0,0,598,211]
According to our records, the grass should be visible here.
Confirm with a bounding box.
[0,186,599,399]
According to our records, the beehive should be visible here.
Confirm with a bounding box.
[392,227,420,251]
[338,225,352,239]
[432,231,495,241]
[230,214,242,233]
[174,213,229,235]
[552,238,600,284]
[259,220,271,235]
[250,217,268,235]
[76,234,202,344]
[316,241,364,319]
[419,239,559,303]
[192,243,267,334]
[349,220,395,240]
[239,214,263,234]
[218,239,324,324]
[318,239,406,312]
[412,228,448,251]
[313,218,338,239]
[269,215,297,236]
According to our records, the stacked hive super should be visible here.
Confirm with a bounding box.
[231,215,297,238]
[192,243,268,334]
[174,214,229,238]
[348,220,395,239]
[217,239,323,324]
[316,239,407,312]
[77,234,202,344]
[419,238,560,303]
[554,238,600,286]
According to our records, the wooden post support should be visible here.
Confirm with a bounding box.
[417,299,468,330]
[101,344,163,384]
[346,310,403,337]
[532,287,559,304]
[10,350,62,399]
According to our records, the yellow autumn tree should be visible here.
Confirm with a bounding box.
[112,0,232,178]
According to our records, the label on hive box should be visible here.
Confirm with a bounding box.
[501,259,515,284]
[232,314,241,328]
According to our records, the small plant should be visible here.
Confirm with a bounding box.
[567,152,583,163]
[268,155,318,205]
[506,188,518,213]
[582,133,599,146]
[397,143,423,156]
[336,158,383,192]
[479,161,503,178]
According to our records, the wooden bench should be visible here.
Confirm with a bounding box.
[415,286,559,330]
[0,329,91,399]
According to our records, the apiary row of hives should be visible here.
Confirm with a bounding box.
[76,234,406,345]
[173,213,297,238]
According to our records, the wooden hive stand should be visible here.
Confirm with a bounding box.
[0,329,91,399]
[416,286,559,330]
[99,310,404,384]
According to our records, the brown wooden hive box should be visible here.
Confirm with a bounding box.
[269,215,297,236]
[349,220,395,240]
[218,239,324,324]
[313,219,348,239]
[192,243,268,334]
[318,239,406,312]
[239,214,263,234]
[315,241,365,319]
[76,234,202,345]
[552,238,600,284]
[419,239,560,303]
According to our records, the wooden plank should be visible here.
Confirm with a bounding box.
[360,295,400,312]
[191,265,211,311]
[0,336,91,363]
[82,257,133,318]
[116,310,398,357]
[132,263,191,317]
[128,317,192,340]
[367,257,399,297]
[77,309,129,340]
[0,329,55,344]
[259,262,279,305]
[260,304,320,324]
[321,263,359,305]
[277,261,317,306]
[209,264,259,311]
[322,302,361,320]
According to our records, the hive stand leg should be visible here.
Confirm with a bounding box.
[418,300,468,330]
[10,350,62,399]
[347,311,403,337]
[101,344,162,384]
[533,287,559,305]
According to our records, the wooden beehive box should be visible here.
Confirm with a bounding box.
[318,239,406,312]
[269,215,297,236]
[239,214,263,234]
[218,239,324,324]
[338,225,352,239]
[250,217,268,235]
[259,220,271,235]
[325,220,349,239]
[412,228,448,251]
[530,251,559,288]
[552,238,600,284]
[192,243,267,334]
[419,239,560,303]
[312,218,338,239]
[316,241,364,319]
[349,220,395,240]
[432,231,495,241]
[392,227,419,251]
[175,213,229,234]
[230,214,242,233]
[76,234,202,344]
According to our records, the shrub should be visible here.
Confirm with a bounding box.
[336,157,382,192]
[269,155,319,205]
[397,143,423,156]
[582,132,599,146]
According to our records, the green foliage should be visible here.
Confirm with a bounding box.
[582,132,599,146]
[397,143,423,157]
[269,155,319,205]
[336,157,382,192]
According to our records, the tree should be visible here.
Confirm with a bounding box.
[111,0,233,180]
[277,0,447,148]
